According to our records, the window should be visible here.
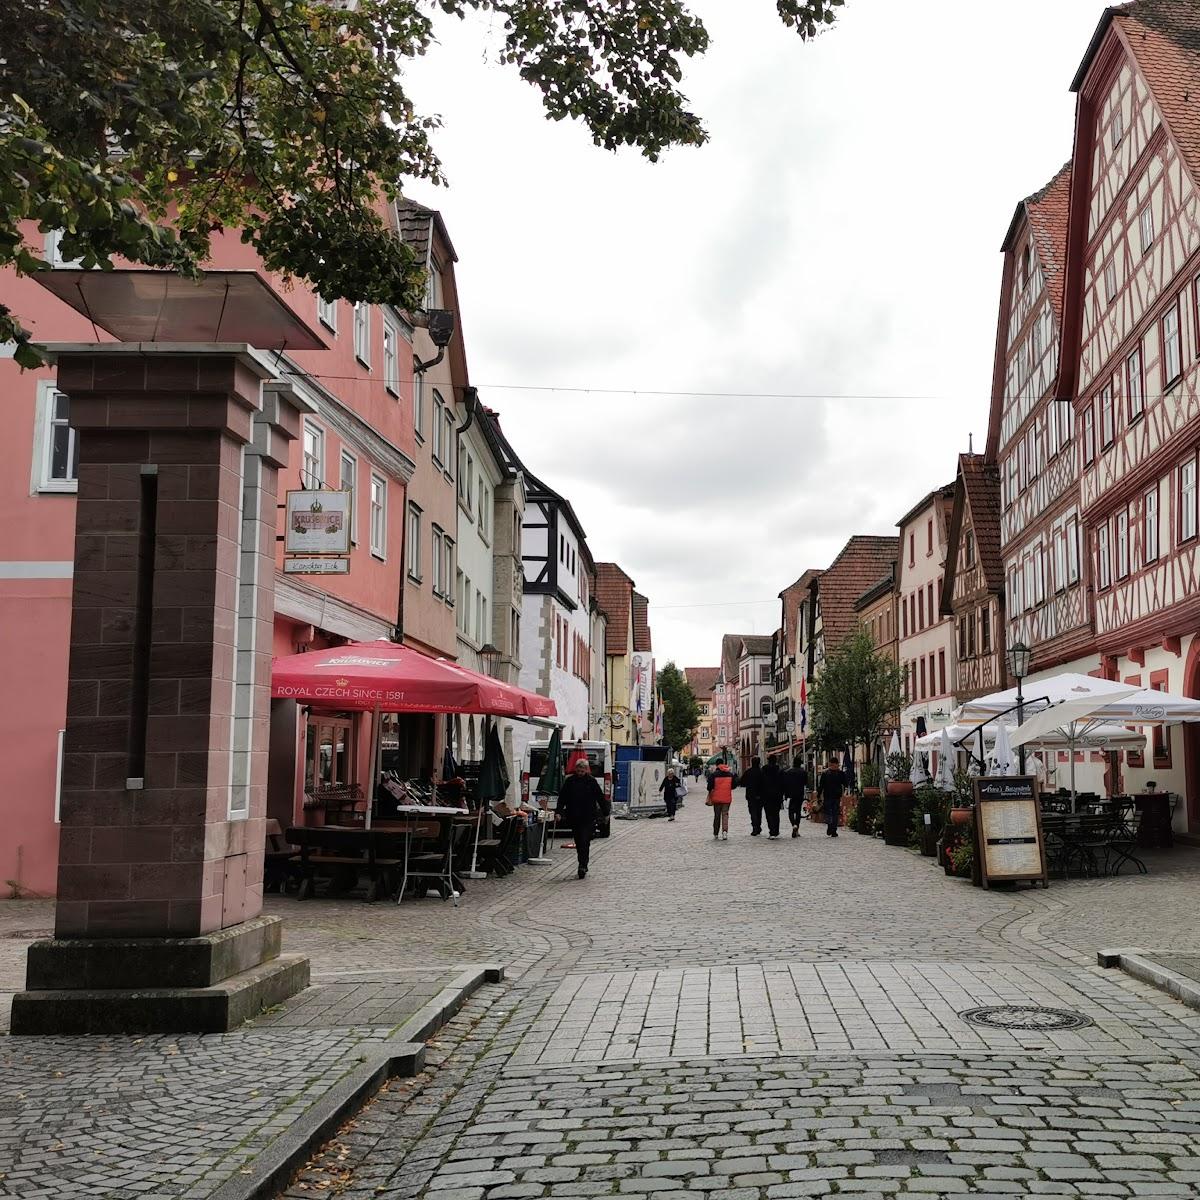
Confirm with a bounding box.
[759,664,771,684]
[1151,671,1172,766]
[431,526,444,596]
[302,421,324,487]
[1067,517,1080,584]
[383,316,399,395]
[443,408,455,479]
[340,450,358,543]
[964,530,975,567]
[443,537,454,606]
[1145,487,1159,562]
[938,649,946,695]
[1112,102,1124,147]
[1182,457,1198,542]
[44,228,83,269]
[919,658,927,700]
[1052,524,1066,591]
[1116,509,1129,579]
[431,391,445,464]
[1007,453,1018,503]
[1162,301,1182,386]
[35,384,79,491]
[479,483,490,540]
[1083,404,1096,465]
[1035,543,1046,605]
[1103,260,1117,304]
[369,474,387,559]
[966,611,976,658]
[1139,204,1154,256]
[1100,383,1115,448]
[317,295,337,331]
[353,302,371,366]
[918,589,925,631]
[1097,523,1112,590]
[928,582,935,624]
[908,533,914,565]
[979,605,991,653]
[926,519,933,554]
[902,599,909,638]
[414,374,426,441]
[458,449,473,511]
[406,502,421,578]
[1127,346,1144,420]
[425,259,442,310]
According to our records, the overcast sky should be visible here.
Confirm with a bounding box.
[405,0,1103,670]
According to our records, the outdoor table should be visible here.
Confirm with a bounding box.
[387,805,469,903]
[1134,793,1173,848]
[286,825,405,902]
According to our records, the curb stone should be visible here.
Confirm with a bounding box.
[1099,947,1200,1012]
[205,963,504,1200]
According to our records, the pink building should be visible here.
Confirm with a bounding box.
[0,209,450,896]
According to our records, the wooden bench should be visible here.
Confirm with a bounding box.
[287,826,404,902]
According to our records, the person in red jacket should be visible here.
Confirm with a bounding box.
[706,761,736,840]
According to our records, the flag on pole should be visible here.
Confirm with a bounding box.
[799,676,808,734]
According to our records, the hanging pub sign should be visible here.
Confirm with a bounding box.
[972,775,1048,889]
[284,490,352,573]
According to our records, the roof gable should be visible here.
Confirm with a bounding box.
[685,666,721,698]
[632,592,652,653]
[595,562,634,655]
[819,535,900,650]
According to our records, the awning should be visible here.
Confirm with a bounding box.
[271,639,557,718]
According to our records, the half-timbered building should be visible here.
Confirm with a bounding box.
[941,454,1006,703]
[1057,0,1200,823]
[988,163,1098,690]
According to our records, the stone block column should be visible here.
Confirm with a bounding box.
[13,345,308,1034]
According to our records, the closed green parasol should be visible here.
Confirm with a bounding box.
[478,722,511,801]
[535,727,565,796]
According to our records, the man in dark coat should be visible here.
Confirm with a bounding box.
[741,756,765,835]
[760,759,785,839]
[557,757,607,878]
[817,756,845,838]
[782,757,809,838]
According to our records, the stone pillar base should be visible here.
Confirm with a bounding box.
[10,915,309,1035]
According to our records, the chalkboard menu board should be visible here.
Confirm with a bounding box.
[973,776,1048,888]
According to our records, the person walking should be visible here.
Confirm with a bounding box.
[659,768,684,821]
[741,755,765,836]
[783,756,809,838]
[557,757,607,878]
[817,756,845,837]
[706,760,735,839]
[761,758,785,839]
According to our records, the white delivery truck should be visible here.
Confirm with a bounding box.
[520,739,613,837]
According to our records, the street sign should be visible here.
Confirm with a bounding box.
[285,490,352,555]
[283,557,351,575]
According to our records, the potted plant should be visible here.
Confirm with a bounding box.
[947,839,974,878]
[856,762,882,834]
[882,752,916,845]
[885,751,914,798]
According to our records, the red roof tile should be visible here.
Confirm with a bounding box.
[632,592,652,653]
[778,569,820,659]
[1024,163,1072,323]
[819,536,900,650]
[595,562,633,655]
[960,454,1003,593]
[685,666,721,699]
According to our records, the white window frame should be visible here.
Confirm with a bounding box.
[414,374,426,441]
[444,536,455,607]
[369,473,387,560]
[353,301,371,367]
[1100,383,1114,448]
[1182,458,1198,543]
[1139,204,1155,256]
[1112,101,1124,148]
[34,381,79,493]
[1097,524,1112,590]
[1116,509,1129,579]
[431,391,445,466]
[443,408,455,480]
[458,448,473,511]
[431,525,444,597]
[406,502,422,580]
[478,482,490,541]
[1145,487,1159,562]
[45,228,84,269]
[1082,405,1096,465]
[1067,517,1080,585]
[302,421,324,488]
[1127,346,1144,420]
[317,295,337,332]
[1163,301,1182,386]
[340,450,358,544]
[383,315,399,396]
[1104,260,1117,304]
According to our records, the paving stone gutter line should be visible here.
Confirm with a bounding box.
[206,962,504,1200]
[1099,947,1200,1013]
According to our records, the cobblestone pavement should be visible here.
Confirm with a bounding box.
[5,792,1200,1198]
[279,793,1200,1199]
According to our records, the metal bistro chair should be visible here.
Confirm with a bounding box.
[1105,800,1147,876]
[397,817,458,902]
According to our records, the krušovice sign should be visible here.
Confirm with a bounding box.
[284,489,351,574]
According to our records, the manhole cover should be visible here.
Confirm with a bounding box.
[959,1005,1092,1031]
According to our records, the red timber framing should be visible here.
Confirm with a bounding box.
[940,453,1006,703]
[985,161,1094,675]
[1062,6,1200,661]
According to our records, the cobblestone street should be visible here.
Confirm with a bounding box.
[4,792,1200,1197]
[272,792,1200,1199]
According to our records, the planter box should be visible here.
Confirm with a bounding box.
[883,793,916,846]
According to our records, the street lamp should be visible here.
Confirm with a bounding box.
[1006,640,1032,774]
[478,642,501,678]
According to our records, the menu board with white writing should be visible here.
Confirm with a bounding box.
[973,776,1048,887]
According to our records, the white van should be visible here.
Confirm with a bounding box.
[520,739,613,830]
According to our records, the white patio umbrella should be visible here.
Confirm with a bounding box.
[887,730,901,764]
[909,750,930,785]
[957,673,1139,725]
[990,720,1017,777]
[1008,686,1195,802]
[935,726,956,791]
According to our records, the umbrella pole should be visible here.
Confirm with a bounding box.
[462,715,488,879]
[366,702,381,831]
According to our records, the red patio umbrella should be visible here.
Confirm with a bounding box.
[271,639,557,718]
